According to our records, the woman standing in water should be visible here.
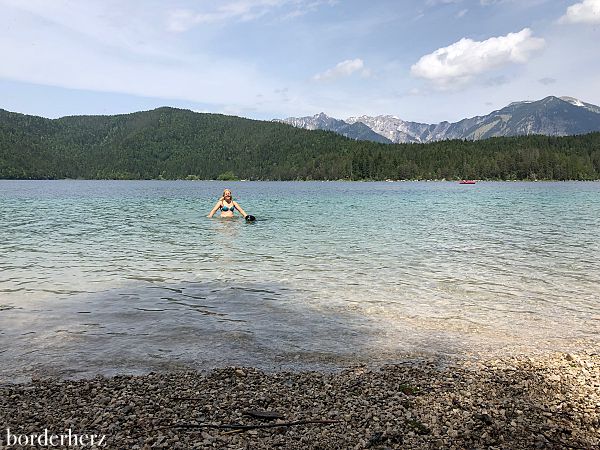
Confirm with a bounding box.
[207,189,250,219]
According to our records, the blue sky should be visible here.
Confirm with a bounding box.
[1,0,599,123]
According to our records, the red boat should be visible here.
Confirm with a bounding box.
[459,180,476,184]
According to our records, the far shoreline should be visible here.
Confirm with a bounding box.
[1,178,600,182]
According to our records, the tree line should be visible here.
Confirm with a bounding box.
[1,107,599,180]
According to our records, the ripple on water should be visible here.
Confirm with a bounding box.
[1,180,599,381]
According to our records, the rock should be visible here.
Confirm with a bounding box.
[1,353,599,449]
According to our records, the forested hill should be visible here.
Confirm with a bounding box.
[1,107,599,180]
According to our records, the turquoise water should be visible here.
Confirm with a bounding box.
[1,180,599,381]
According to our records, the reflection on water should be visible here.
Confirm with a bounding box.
[1,180,599,382]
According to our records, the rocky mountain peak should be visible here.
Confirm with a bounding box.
[278,96,600,144]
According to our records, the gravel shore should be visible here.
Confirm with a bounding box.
[1,352,598,449]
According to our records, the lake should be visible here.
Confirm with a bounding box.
[1,180,599,382]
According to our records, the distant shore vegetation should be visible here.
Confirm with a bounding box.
[1,107,599,181]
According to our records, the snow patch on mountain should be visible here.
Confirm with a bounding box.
[278,96,600,143]
[561,96,584,107]
[560,96,600,114]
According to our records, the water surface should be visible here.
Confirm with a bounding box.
[1,180,599,381]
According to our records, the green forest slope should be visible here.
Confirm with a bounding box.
[1,107,599,180]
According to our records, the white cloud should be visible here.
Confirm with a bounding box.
[0,0,286,112]
[0,0,166,57]
[410,28,545,88]
[167,0,336,32]
[0,0,348,119]
[559,0,600,24]
[479,0,513,5]
[426,0,463,5]
[313,59,371,82]
[456,9,469,18]
[167,1,275,31]
[166,9,201,33]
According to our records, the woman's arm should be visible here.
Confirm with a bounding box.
[233,201,248,218]
[207,200,222,218]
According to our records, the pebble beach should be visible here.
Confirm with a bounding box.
[1,351,598,449]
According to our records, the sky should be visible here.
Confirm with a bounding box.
[0,0,599,123]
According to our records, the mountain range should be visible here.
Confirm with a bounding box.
[278,96,600,144]
[1,105,599,180]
